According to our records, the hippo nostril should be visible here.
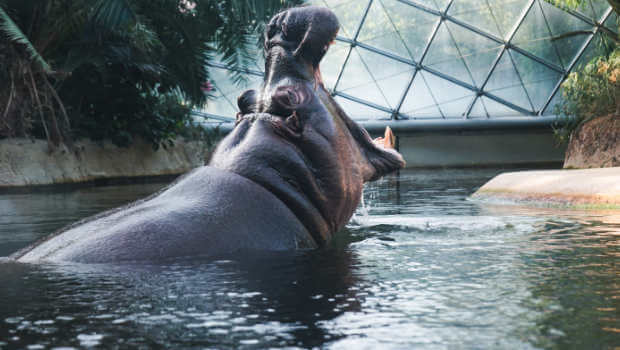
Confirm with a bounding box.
[287,89,300,105]
[286,111,302,132]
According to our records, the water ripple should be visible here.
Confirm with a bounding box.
[0,169,618,349]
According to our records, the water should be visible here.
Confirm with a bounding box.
[0,169,618,349]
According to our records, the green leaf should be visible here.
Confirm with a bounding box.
[91,0,136,30]
[0,5,52,72]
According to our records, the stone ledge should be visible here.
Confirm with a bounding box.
[0,138,211,188]
[471,167,620,209]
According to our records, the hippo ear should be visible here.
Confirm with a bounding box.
[364,143,406,181]
[237,89,257,115]
[347,123,405,181]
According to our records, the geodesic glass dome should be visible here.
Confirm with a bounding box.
[199,0,618,123]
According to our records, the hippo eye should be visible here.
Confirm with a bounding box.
[267,23,278,39]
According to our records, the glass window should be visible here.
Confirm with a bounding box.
[203,0,611,121]
[484,50,533,111]
[308,0,369,39]
[336,47,414,109]
[510,49,563,112]
[334,95,392,120]
[448,0,526,39]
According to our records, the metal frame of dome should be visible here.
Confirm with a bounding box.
[197,0,616,125]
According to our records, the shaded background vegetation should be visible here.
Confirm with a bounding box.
[0,0,301,149]
[546,0,619,141]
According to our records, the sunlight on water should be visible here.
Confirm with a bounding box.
[0,169,618,349]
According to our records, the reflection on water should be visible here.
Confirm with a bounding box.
[0,183,167,257]
[0,169,618,349]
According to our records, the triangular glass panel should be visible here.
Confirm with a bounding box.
[334,95,392,120]
[484,50,533,111]
[338,84,388,109]
[446,22,504,88]
[541,86,565,115]
[589,0,611,21]
[204,71,239,117]
[377,0,440,62]
[539,0,592,69]
[399,72,442,118]
[404,0,443,11]
[209,66,262,97]
[422,22,474,86]
[432,0,451,12]
[437,95,476,118]
[357,47,414,108]
[357,0,411,59]
[481,96,524,117]
[421,71,476,118]
[572,0,609,22]
[510,49,563,113]
[422,71,475,104]
[485,0,528,39]
[572,32,615,70]
[206,67,263,117]
[204,86,237,117]
[336,47,413,109]
[208,67,237,95]
[604,12,618,33]
[448,0,503,38]
[316,0,370,39]
[336,47,381,102]
[569,0,596,20]
[408,105,444,119]
[321,41,351,91]
[407,0,450,11]
[512,1,563,67]
[375,72,415,109]
[468,97,488,118]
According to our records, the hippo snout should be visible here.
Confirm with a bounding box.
[265,6,340,67]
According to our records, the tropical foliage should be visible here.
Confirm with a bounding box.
[554,47,620,142]
[546,0,619,19]
[0,0,299,148]
[546,0,619,142]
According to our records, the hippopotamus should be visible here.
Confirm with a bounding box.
[11,6,405,263]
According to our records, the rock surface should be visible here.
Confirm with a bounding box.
[0,138,211,187]
[564,114,619,169]
[472,167,620,208]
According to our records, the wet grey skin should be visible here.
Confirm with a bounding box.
[12,6,405,263]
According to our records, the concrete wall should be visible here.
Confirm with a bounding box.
[0,122,566,187]
[392,129,565,168]
[0,138,211,188]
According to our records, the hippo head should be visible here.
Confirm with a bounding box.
[209,6,405,246]
[264,6,339,71]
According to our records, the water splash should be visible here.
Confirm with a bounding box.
[351,189,370,226]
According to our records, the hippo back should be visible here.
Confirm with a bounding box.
[14,167,316,263]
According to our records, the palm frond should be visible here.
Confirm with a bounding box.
[91,0,135,30]
[0,5,51,72]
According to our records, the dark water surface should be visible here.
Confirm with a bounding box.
[0,169,618,349]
